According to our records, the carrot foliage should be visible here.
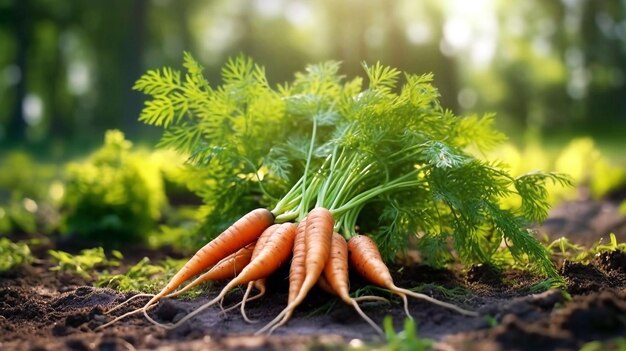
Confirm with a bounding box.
[135,54,570,277]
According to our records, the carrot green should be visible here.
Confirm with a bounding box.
[134,53,570,277]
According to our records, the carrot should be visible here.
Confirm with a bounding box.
[146,208,273,306]
[96,242,257,330]
[319,274,385,304]
[238,218,308,326]
[347,235,477,317]
[157,222,298,329]
[237,225,275,323]
[317,273,335,295]
[173,241,256,294]
[256,207,334,334]
[288,219,308,304]
[98,208,273,330]
[107,242,256,314]
[251,219,307,327]
[323,233,385,335]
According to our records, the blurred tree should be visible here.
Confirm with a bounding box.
[465,0,626,138]
[1,0,626,148]
[6,0,29,143]
[579,0,626,133]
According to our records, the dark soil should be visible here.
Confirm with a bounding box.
[1,198,626,350]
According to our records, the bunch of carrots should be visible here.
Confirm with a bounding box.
[97,55,567,334]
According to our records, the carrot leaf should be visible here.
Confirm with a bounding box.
[137,54,570,276]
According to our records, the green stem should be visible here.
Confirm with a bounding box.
[301,113,318,207]
[271,176,304,216]
[331,175,424,216]
[242,157,276,201]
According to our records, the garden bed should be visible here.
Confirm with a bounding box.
[1,197,625,351]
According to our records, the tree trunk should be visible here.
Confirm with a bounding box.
[123,0,147,138]
[7,0,29,144]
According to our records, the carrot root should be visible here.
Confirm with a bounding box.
[219,282,266,317]
[95,302,159,331]
[393,287,478,317]
[353,295,389,304]
[350,300,383,336]
[240,282,257,323]
[348,234,477,319]
[256,208,334,335]
[104,293,155,315]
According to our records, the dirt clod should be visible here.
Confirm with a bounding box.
[467,264,502,286]
[595,250,626,273]
[560,260,609,294]
[154,299,186,323]
[555,290,626,339]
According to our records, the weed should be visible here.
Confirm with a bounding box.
[546,233,625,265]
[96,257,190,295]
[48,247,122,279]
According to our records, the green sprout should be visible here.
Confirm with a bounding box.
[383,316,433,351]
[48,247,122,279]
[96,257,188,294]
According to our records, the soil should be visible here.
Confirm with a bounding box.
[1,198,626,351]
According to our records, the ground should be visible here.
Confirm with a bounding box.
[1,195,626,351]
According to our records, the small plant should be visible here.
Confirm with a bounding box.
[48,247,122,279]
[96,257,188,294]
[383,316,433,351]
[545,233,626,264]
[61,130,166,245]
[0,238,33,272]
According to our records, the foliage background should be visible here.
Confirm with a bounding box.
[1,0,625,153]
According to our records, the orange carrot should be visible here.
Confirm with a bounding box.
[288,219,308,304]
[256,207,334,334]
[145,208,274,307]
[167,241,256,297]
[317,273,335,295]
[238,219,307,325]
[323,233,383,335]
[237,224,275,323]
[97,241,257,330]
[347,235,477,317]
[97,209,272,330]
[318,273,388,304]
[158,222,298,329]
